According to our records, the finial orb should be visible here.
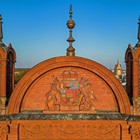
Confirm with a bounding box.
[67,19,75,29]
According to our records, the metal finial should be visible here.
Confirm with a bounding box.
[66,5,76,56]
[0,14,3,42]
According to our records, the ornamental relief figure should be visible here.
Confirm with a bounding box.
[44,69,96,113]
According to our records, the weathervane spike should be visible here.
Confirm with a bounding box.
[69,4,72,19]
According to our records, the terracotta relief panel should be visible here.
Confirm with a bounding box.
[19,121,121,140]
[87,124,120,139]
[20,124,53,140]
[21,67,118,113]
[44,69,95,113]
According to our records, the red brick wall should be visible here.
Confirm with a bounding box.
[133,48,140,98]
[0,47,6,97]
[0,47,7,115]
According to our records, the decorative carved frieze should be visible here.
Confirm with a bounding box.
[20,123,120,140]
[87,124,120,139]
[54,124,86,139]
[20,124,53,139]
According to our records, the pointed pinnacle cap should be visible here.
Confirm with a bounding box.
[8,43,12,48]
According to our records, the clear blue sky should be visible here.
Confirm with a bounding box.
[0,0,140,69]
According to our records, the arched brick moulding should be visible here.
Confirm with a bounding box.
[6,44,16,99]
[7,56,131,114]
[125,45,133,62]
[125,46,134,102]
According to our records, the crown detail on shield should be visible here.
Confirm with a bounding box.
[61,69,78,79]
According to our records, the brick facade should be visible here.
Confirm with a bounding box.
[5,56,132,139]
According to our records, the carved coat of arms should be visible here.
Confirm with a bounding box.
[44,69,95,112]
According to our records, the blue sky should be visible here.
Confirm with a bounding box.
[0,0,140,69]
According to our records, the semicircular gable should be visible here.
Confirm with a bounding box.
[8,56,131,114]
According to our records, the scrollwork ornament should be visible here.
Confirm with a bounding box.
[20,124,53,138]
[87,124,120,139]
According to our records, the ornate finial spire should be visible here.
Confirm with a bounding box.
[66,5,75,56]
[0,14,3,42]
